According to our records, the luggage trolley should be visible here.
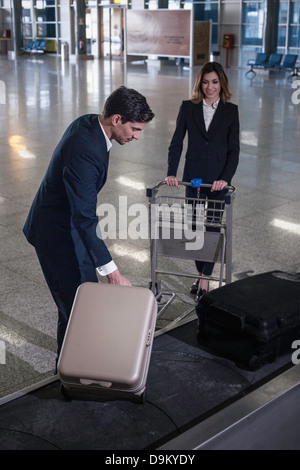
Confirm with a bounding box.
[146,179,235,335]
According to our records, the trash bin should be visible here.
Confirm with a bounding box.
[61,42,69,61]
[210,51,220,63]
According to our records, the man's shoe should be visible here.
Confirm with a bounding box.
[190,280,199,295]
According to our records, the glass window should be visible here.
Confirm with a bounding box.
[22,8,31,23]
[192,1,218,45]
[277,25,287,46]
[242,25,263,45]
[289,25,300,47]
[290,1,300,24]
[23,23,33,37]
[21,0,32,37]
[36,0,55,8]
[168,0,181,8]
[35,21,56,38]
[278,1,288,23]
[22,0,32,7]
[148,0,158,8]
[183,0,192,9]
[183,0,216,6]
[287,1,300,49]
[35,0,56,38]
[242,2,264,24]
[193,2,218,22]
[211,23,218,44]
[241,2,264,46]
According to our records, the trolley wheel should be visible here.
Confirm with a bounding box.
[195,298,201,312]
[195,324,205,343]
[249,355,260,371]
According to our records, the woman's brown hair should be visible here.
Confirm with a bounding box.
[191,62,232,104]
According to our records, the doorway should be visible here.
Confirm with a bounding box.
[100,5,125,59]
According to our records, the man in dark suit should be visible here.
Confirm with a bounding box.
[165,62,239,297]
[23,86,154,359]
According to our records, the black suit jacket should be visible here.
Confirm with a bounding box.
[167,99,240,184]
[23,114,112,268]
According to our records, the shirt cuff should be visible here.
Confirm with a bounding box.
[96,260,118,276]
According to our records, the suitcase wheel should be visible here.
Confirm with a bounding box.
[148,281,162,302]
[139,390,146,404]
[60,383,71,401]
[249,355,261,371]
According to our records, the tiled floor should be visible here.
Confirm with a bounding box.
[0,54,299,398]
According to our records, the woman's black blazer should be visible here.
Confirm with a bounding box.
[167,99,240,185]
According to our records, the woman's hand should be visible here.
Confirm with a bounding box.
[211,180,228,192]
[165,176,180,188]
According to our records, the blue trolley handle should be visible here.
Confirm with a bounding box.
[191,178,202,188]
[191,178,202,199]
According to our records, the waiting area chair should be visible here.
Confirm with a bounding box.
[245,52,298,80]
[264,53,283,68]
[276,54,298,70]
[31,40,47,54]
[275,54,299,81]
[245,53,268,78]
[20,39,34,54]
[20,39,47,55]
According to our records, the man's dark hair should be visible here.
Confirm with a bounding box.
[103,86,155,123]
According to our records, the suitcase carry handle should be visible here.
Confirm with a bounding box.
[80,379,112,388]
[208,305,244,332]
[272,272,300,283]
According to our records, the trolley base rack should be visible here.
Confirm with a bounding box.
[147,180,235,335]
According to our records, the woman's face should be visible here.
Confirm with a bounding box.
[201,71,221,104]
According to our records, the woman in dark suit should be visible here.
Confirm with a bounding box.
[165,62,240,298]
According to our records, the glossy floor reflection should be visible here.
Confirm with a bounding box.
[0,55,299,398]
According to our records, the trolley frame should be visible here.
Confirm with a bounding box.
[146,180,235,335]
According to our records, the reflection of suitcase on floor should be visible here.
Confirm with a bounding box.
[58,283,157,403]
[196,271,300,370]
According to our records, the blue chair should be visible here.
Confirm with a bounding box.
[264,53,283,68]
[277,55,299,81]
[245,53,268,78]
[36,40,47,54]
[20,39,34,54]
[278,54,297,69]
[30,40,41,53]
[276,54,297,70]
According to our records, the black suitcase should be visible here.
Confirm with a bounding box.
[195,271,300,370]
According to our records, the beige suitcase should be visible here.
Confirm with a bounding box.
[57,283,157,403]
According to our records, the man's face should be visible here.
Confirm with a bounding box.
[112,115,146,145]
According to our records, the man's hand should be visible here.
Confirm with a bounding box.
[107,269,132,286]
